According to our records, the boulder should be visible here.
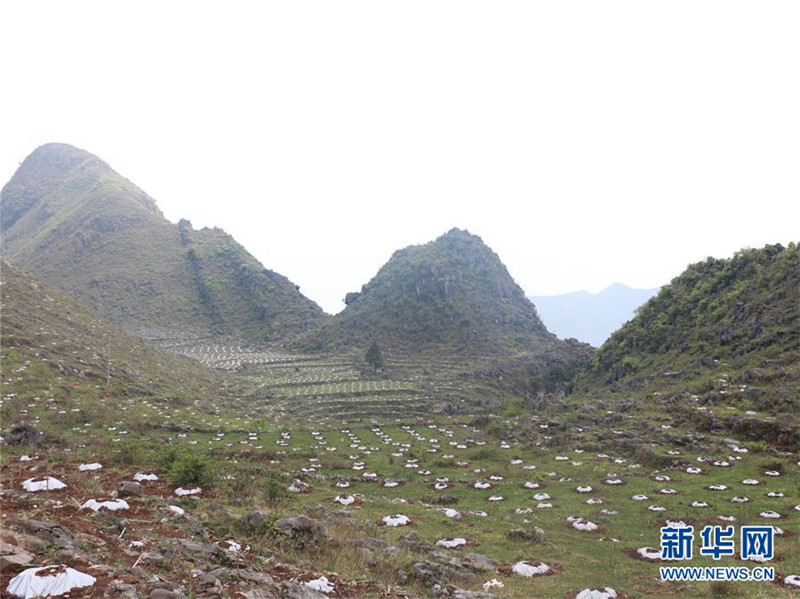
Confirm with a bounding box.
[507,526,546,543]
[0,540,35,571]
[103,581,140,599]
[239,511,269,532]
[452,591,497,599]
[278,580,330,598]
[462,552,495,571]
[117,481,143,498]
[4,423,41,447]
[273,515,327,548]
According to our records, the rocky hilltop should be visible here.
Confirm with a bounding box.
[298,228,558,355]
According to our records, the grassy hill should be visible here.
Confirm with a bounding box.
[589,244,799,384]
[0,143,326,342]
[292,228,593,398]
[564,244,800,449]
[0,258,219,425]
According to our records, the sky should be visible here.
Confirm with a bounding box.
[1,2,798,314]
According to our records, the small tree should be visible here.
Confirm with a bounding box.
[365,341,384,373]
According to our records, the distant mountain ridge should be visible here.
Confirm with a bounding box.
[531,283,659,346]
[0,143,326,342]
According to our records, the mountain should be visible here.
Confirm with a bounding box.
[0,258,217,402]
[295,228,589,362]
[531,283,659,346]
[588,243,799,385]
[0,143,326,342]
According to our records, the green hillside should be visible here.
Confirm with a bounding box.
[297,229,552,353]
[0,258,218,420]
[590,243,799,384]
[293,229,593,397]
[0,143,326,342]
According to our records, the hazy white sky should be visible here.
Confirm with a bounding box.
[1,2,798,314]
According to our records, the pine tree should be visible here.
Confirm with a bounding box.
[365,341,384,372]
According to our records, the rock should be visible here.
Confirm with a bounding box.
[278,580,330,598]
[429,495,459,505]
[211,568,275,587]
[240,590,278,599]
[239,511,269,531]
[0,540,35,571]
[4,423,41,447]
[411,560,478,589]
[0,528,48,553]
[17,519,71,543]
[104,581,140,599]
[400,539,434,554]
[507,526,546,543]
[452,591,497,599]
[127,566,158,582]
[55,547,91,564]
[150,582,188,599]
[462,553,495,571]
[197,573,223,597]
[273,515,328,548]
[117,481,143,498]
[350,537,386,549]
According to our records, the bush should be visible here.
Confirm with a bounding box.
[503,397,524,417]
[165,450,216,486]
[743,440,767,453]
[263,471,285,504]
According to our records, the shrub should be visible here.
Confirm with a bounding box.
[263,471,285,504]
[743,440,767,453]
[167,450,216,486]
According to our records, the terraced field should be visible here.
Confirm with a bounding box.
[160,342,470,421]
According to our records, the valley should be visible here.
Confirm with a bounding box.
[1,145,798,598]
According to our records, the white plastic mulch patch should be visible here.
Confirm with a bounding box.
[575,588,618,599]
[512,560,550,577]
[304,576,335,593]
[82,498,130,512]
[21,477,66,492]
[381,514,410,527]
[436,537,467,548]
[78,463,102,471]
[6,565,96,598]
[637,547,662,561]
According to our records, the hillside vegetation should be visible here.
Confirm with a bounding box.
[591,244,799,384]
[0,259,218,424]
[299,229,564,354]
[0,143,325,342]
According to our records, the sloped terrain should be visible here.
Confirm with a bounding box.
[296,229,553,355]
[0,143,326,342]
[2,246,800,598]
[590,244,799,384]
[3,148,799,597]
[294,229,593,399]
[0,258,218,412]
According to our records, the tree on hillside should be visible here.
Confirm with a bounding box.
[365,341,384,373]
